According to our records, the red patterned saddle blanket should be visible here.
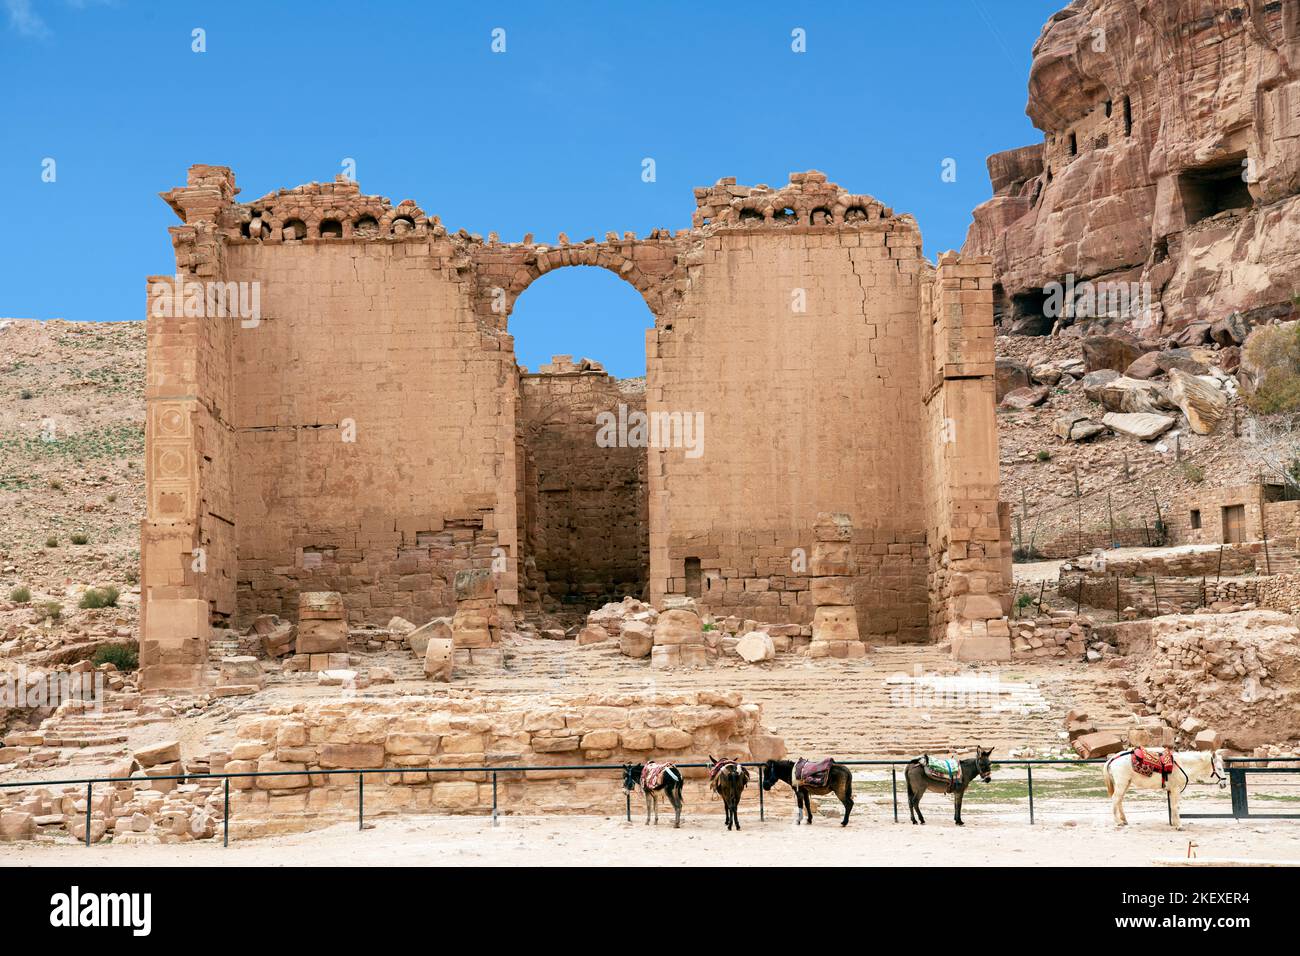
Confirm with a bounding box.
[794,757,835,789]
[1131,747,1175,784]
[708,758,749,785]
[641,761,676,790]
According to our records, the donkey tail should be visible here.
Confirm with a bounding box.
[1102,759,1115,798]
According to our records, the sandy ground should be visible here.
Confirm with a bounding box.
[4,799,1298,867]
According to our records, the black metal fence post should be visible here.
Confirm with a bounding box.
[223,777,230,848]
[358,773,364,830]
[1027,765,1035,825]
[625,788,631,823]
[1230,768,1249,818]
[758,773,764,821]
[84,782,92,847]
[491,771,499,827]
[891,766,898,823]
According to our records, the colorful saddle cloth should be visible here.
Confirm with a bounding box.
[708,758,750,787]
[1131,747,1175,786]
[794,757,834,789]
[921,756,961,790]
[641,761,676,790]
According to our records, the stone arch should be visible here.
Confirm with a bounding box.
[469,237,683,334]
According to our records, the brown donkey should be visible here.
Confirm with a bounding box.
[762,758,854,826]
[708,756,750,830]
[904,747,994,826]
[623,762,684,828]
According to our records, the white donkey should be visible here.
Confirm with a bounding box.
[1102,749,1226,828]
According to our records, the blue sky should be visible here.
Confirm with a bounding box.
[1,0,1062,377]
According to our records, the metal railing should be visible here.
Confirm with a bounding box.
[2,755,1295,846]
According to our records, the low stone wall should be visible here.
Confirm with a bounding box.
[1011,614,1094,658]
[217,691,787,836]
[1258,572,1300,613]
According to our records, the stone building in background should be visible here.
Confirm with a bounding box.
[139,165,1007,688]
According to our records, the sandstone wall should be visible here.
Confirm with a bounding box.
[141,166,1006,679]
[966,0,1300,338]
[518,361,648,609]
[226,239,511,627]
[649,177,931,639]
[219,691,785,834]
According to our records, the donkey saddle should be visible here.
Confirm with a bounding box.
[1131,747,1175,787]
[641,761,676,790]
[920,755,962,791]
[794,757,835,789]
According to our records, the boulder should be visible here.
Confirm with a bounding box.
[1053,414,1105,441]
[1097,376,1174,414]
[619,621,653,659]
[1030,364,1062,386]
[654,608,704,646]
[134,740,181,768]
[995,358,1031,401]
[0,809,34,841]
[1000,385,1050,409]
[387,616,416,635]
[259,622,296,659]
[1073,731,1125,758]
[1083,334,1143,372]
[735,631,776,663]
[1167,368,1228,435]
[296,618,348,655]
[406,616,452,658]
[576,624,609,646]
[1102,412,1176,441]
[1171,322,1211,347]
[424,636,454,682]
[1195,729,1222,751]
[1082,369,1121,402]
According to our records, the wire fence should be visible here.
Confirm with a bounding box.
[2,756,1296,847]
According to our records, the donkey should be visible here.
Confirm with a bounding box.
[1103,749,1226,829]
[904,746,993,826]
[762,759,854,826]
[622,761,683,828]
[708,756,750,831]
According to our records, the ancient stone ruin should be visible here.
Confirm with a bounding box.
[138,165,1007,686]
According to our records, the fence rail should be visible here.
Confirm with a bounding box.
[2,756,1296,847]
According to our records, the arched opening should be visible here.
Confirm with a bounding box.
[282,218,307,241]
[508,265,655,618]
[319,218,343,238]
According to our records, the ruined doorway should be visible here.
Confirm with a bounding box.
[1222,504,1246,544]
[511,267,652,613]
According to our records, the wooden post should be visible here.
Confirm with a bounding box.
[1115,572,1121,616]
[1263,530,1272,575]
[1021,488,1030,522]
[1200,575,1206,608]
[1107,492,1116,548]
[1036,580,1046,616]
[1152,575,1160,616]
[1216,543,1224,582]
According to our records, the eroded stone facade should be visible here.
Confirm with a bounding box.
[141,165,1006,687]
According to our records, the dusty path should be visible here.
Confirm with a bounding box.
[3,808,1297,867]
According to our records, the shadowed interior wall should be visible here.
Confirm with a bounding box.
[518,362,648,609]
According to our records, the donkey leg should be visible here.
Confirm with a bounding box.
[841,783,853,827]
[1170,788,1182,830]
[669,785,682,829]
[734,798,742,831]
[953,788,965,826]
[644,792,651,826]
[913,785,927,825]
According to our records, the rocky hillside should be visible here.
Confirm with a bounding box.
[966,0,1300,337]
[0,319,145,610]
